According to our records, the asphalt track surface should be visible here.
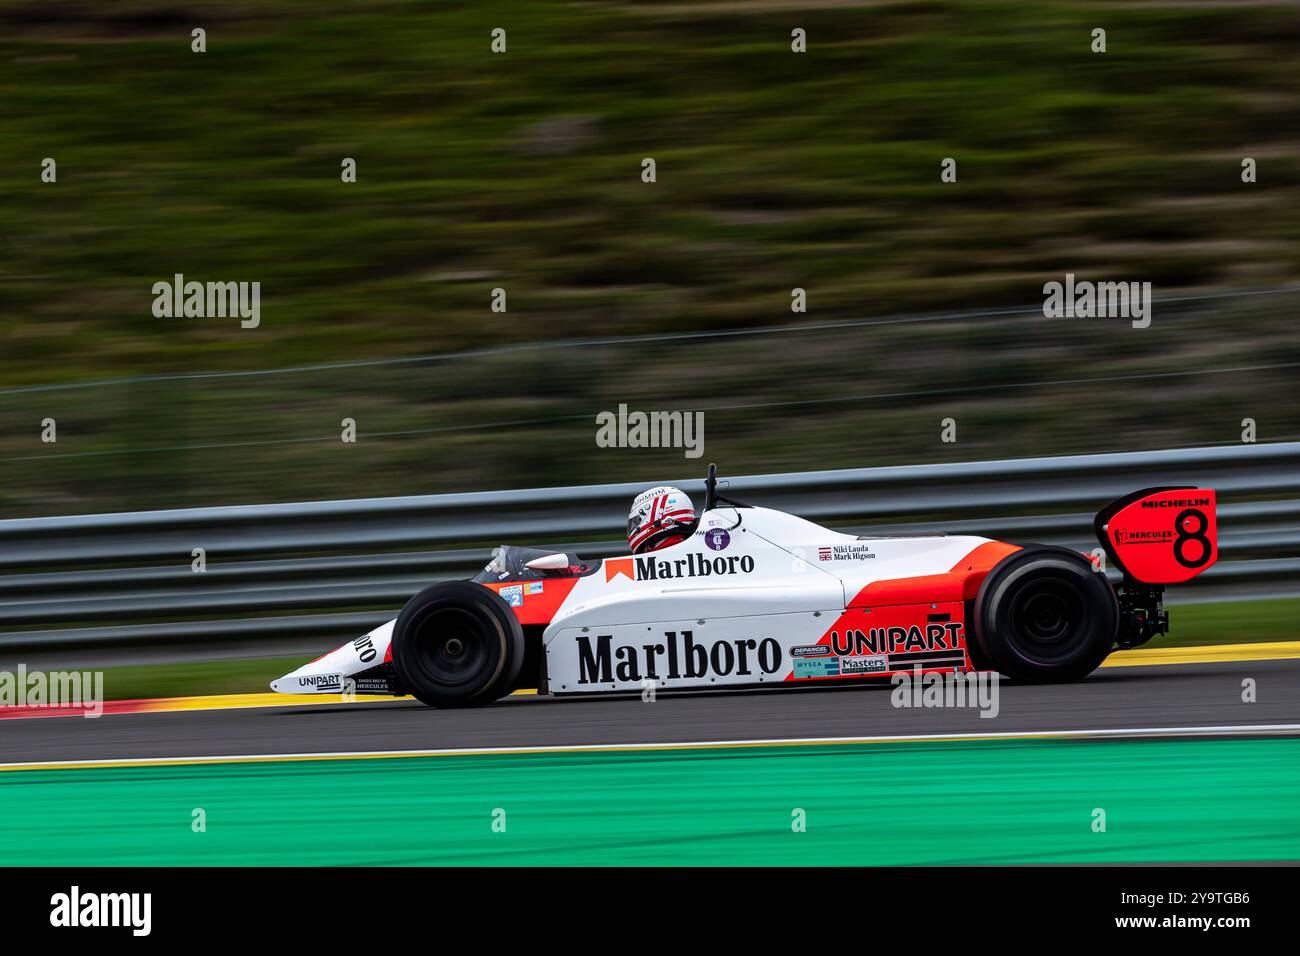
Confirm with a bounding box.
[3,657,1297,764]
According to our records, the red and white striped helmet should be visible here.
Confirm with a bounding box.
[627,486,696,554]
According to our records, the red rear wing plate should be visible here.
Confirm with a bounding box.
[1094,486,1217,584]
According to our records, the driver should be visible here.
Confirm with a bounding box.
[627,486,696,554]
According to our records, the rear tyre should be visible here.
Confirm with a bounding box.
[973,545,1117,683]
[391,581,525,707]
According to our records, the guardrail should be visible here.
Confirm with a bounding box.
[1,442,1297,663]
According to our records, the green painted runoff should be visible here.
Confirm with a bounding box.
[1,737,1296,866]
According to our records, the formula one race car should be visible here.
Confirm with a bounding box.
[272,466,1218,707]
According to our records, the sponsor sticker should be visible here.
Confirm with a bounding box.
[793,657,840,678]
[573,629,782,685]
[1139,495,1213,510]
[526,581,545,594]
[501,584,524,607]
[297,674,343,692]
[839,654,888,674]
[350,676,395,695]
[605,553,756,583]
[829,622,964,656]
[790,644,833,658]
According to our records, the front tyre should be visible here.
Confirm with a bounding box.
[391,581,525,707]
[973,546,1117,683]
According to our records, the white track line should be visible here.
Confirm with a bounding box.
[2,723,1299,771]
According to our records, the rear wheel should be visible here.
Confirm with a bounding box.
[391,581,525,707]
[973,546,1117,683]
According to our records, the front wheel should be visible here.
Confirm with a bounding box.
[391,581,525,707]
[973,546,1117,683]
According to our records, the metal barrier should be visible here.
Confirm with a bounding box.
[1,442,1297,661]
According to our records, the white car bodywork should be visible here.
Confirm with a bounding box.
[273,506,1002,696]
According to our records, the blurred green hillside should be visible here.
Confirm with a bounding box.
[1,0,1299,514]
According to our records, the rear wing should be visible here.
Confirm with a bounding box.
[1093,486,1217,585]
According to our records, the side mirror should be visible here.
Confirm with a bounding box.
[703,462,718,512]
[524,553,571,571]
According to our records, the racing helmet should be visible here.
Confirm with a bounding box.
[627,486,696,554]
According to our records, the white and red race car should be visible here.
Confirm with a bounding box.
[272,466,1218,707]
